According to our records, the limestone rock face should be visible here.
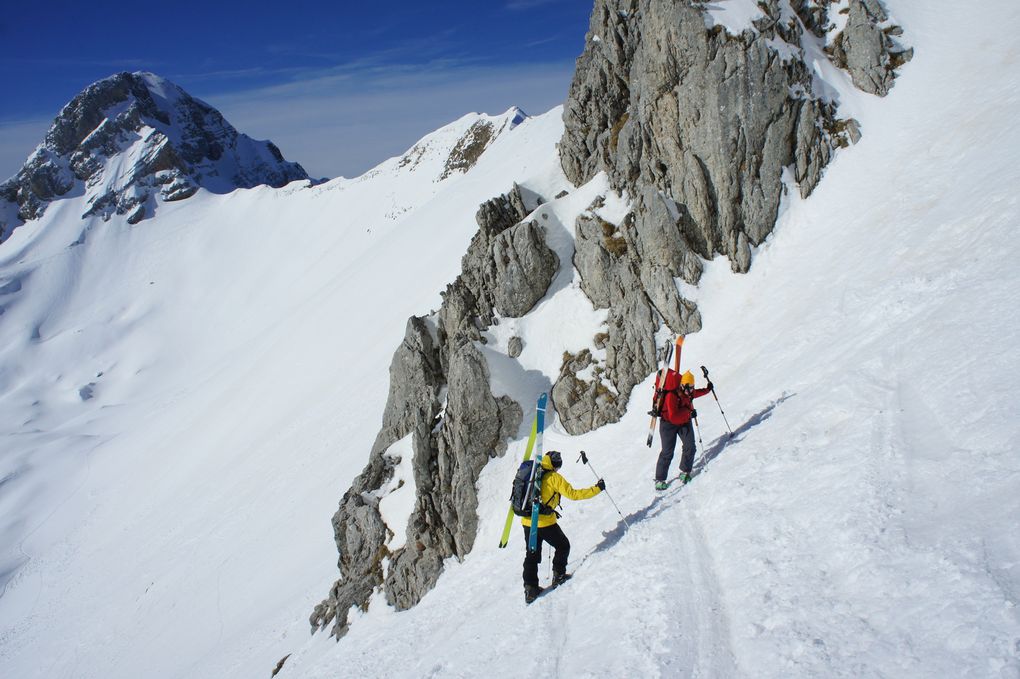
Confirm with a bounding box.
[560,0,911,267]
[552,201,699,436]
[309,316,443,637]
[551,0,908,436]
[439,184,556,361]
[312,185,551,637]
[384,341,521,611]
[0,71,308,240]
[563,1,843,272]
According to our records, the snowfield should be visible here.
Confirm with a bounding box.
[2,2,1020,678]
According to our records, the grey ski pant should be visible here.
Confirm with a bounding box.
[655,420,696,481]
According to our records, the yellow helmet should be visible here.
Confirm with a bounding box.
[680,370,695,386]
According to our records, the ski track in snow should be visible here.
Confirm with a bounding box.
[290,461,740,679]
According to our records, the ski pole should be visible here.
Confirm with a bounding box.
[692,413,705,450]
[700,365,734,438]
[578,451,629,528]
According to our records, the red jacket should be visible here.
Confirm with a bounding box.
[654,369,711,426]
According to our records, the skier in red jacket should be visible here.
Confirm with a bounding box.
[653,369,712,489]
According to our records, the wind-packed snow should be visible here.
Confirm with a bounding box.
[2,1,1019,678]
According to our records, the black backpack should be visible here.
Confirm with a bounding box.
[510,460,554,517]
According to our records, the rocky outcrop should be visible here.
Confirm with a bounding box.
[384,341,520,610]
[440,108,528,180]
[0,71,308,239]
[312,184,553,638]
[560,1,910,265]
[828,0,913,96]
[563,0,846,272]
[309,316,443,637]
[550,0,909,434]
[552,198,699,435]
[438,185,558,360]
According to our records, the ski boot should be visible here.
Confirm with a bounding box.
[551,572,572,588]
[524,584,543,604]
[655,480,669,491]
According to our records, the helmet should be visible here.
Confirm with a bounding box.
[680,371,695,387]
[547,451,563,469]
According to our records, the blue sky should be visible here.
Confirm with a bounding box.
[0,0,592,180]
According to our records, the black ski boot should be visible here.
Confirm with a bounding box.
[524,584,543,604]
[551,572,572,588]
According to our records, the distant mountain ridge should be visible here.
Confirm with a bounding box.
[0,72,309,240]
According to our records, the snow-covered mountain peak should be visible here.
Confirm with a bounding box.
[0,71,309,240]
[385,106,531,182]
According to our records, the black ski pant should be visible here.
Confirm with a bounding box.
[655,420,696,481]
[521,523,570,587]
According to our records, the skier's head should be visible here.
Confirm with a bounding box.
[547,451,563,469]
[681,371,695,391]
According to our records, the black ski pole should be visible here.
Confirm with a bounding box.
[578,451,629,528]
[692,413,705,450]
[700,365,734,438]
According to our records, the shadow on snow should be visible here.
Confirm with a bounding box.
[575,392,795,569]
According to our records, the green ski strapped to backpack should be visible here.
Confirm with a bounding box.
[498,416,537,548]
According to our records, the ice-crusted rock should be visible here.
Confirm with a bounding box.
[0,71,308,240]
[312,184,550,637]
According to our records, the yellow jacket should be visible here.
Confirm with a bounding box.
[521,455,602,528]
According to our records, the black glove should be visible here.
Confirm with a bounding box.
[707,381,714,392]
[596,478,606,491]
[691,409,698,419]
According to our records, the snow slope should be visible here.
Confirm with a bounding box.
[0,107,567,679]
[1,1,1019,678]
[278,2,1020,678]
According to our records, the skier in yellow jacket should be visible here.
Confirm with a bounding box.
[521,450,604,603]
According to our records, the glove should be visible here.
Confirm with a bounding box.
[596,478,606,491]
[691,409,698,419]
[707,381,714,392]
